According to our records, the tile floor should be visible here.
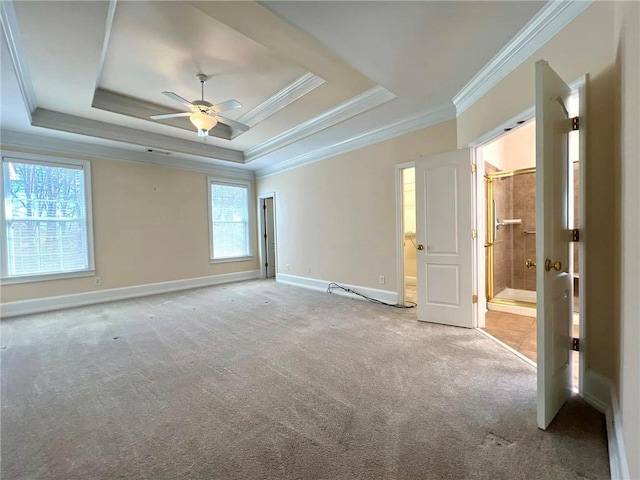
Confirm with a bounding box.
[483,310,580,389]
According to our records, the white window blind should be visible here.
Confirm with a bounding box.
[2,158,93,280]
[209,179,251,261]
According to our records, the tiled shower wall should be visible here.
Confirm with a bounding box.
[488,162,580,297]
[486,163,513,296]
[511,172,537,291]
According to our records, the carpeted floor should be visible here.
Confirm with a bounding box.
[1,280,609,479]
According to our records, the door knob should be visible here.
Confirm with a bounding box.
[525,259,536,269]
[545,259,562,271]
[417,244,425,250]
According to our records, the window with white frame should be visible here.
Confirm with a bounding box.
[1,156,94,282]
[208,177,252,261]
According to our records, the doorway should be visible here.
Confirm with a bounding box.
[476,107,582,392]
[258,193,276,279]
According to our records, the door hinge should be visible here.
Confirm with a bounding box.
[472,229,477,239]
[571,229,580,242]
[263,202,266,210]
[264,233,268,240]
[471,163,477,173]
[571,116,579,131]
[572,337,580,351]
[472,294,478,304]
[265,262,268,268]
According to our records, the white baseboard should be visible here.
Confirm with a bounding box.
[0,270,261,318]
[583,369,629,480]
[276,273,397,305]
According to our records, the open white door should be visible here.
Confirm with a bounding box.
[536,60,574,429]
[416,149,474,328]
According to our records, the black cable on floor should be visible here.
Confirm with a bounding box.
[326,282,416,308]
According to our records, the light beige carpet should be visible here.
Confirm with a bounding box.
[1,280,609,479]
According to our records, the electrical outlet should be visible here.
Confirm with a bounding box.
[379,275,385,284]
[94,277,102,286]
[285,264,290,272]
[308,267,312,274]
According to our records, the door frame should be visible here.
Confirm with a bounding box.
[257,192,277,279]
[468,76,587,396]
[395,161,416,306]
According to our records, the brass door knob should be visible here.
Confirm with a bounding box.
[417,244,425,250]
[525,259,536,269]
[545,259,562,271]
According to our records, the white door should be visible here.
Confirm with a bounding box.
[536,60,574,429]
[416,149,474,328]
[265,197,276,278]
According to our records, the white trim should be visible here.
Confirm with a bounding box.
[0,270,260,318]
[31,109,243,163]
[256,102,456,179]
[207,177,253,262]
[0,0,37,119]
[93,0,117,90]
[0,130,255,181]
[453,0,593,115]
[257,192,277,279]
[582,370,630,480]
[276,273,397,305]
[237,72,325,128]
[245,85,396,162]
[0,153,95,282]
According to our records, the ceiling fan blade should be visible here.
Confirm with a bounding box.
[150,112,192,120]
[162,91,194,108]
[215,115,250,132]
[211,99,242,113]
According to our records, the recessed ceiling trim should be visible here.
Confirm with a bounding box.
[92,88,232,140]
[236,71,325,129]
[453,0,593,115]
[92,0,117,90]
[31,109,244,163]
[256,102,456,179]
[245,84,396,162]
[1,130,254,181]
[0,0,37,119]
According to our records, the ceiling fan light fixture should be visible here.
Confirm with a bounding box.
[190,112,217,137]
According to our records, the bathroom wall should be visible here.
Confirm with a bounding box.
[403,168,417,279]
[511,171,537,292]
[486,162,513,297]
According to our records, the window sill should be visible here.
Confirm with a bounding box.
[1,270,96,285]
[210,256,254,265]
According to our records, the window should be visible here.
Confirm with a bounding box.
[208,178,252,262]
[1,156,94,283]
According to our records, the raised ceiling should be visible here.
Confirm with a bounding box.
[1,0,562,174]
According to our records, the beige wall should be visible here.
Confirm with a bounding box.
[256,119,457,292]
[0,152,259,303]
[459,2,617,381]
[614,1,639,478]
[482,122,536,171]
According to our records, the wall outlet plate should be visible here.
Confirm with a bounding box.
[379,275,385,284]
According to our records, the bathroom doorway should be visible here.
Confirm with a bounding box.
[402,166,417,305]
[477,117,581,391]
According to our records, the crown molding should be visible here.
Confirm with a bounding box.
[93,0,117,90]
[0,0,37,120]
[245,84,396,162]
[0,130,255,180]
[256,102,456,179]
[453,0,593,116]
[237,71,325,128]
[31,108,243,163]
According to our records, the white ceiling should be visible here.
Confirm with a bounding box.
[1,0,547,173]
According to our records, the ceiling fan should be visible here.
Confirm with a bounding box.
[150,74,250,137]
